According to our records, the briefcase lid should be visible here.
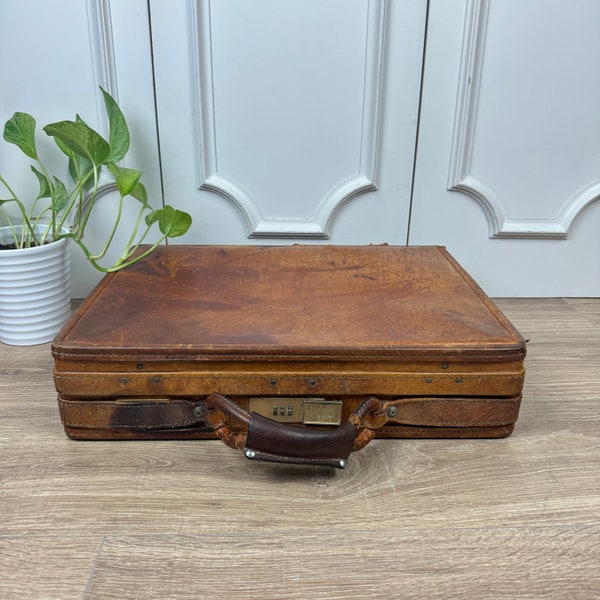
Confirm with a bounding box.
[52,245,526,363]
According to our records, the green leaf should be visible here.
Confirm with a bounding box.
[152,205,192,238]
[145,209,160,227]
[51,136,92,188]
[30,166,52,199]
[70,154,94,189]
[106,163,141,197]
[3,112,38,159]
[100,87,130,163]
[52,177,68,212]
[168,209,193,237]
[130,181,148,206]
[53,134,73,158]
[43,120,110,166]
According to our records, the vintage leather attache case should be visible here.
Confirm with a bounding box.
[53,245,526,468]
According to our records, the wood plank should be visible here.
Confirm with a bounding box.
[2,425,598,536]
[0,537,103,600]
[565,297,600,327]
[85,527,600,600]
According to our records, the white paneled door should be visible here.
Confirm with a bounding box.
[409,0,600,296]
[149,0,427,245]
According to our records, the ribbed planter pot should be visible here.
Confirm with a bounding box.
[0,226,71,346]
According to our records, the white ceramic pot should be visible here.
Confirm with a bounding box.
[0,226,71,346]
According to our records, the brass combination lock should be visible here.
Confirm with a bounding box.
[248,397,342,426]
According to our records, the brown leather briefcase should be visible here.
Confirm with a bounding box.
[53,245,526,468]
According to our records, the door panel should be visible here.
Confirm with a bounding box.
[150,0,427,244]
[448,0,600,238]
[409,0,600,296]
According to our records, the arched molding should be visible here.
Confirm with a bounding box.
[190,0,389,238]
[447,0,599,239]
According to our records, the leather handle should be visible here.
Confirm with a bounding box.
[201,393,387,468]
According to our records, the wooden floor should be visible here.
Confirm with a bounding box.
[1,298,599,599]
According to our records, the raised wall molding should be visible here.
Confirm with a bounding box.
[85,0,119,195]
[86,0,119,104]
[447,0,599,239]
[191,0,389,238]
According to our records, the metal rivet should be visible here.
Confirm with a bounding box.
[269,378,277,386]
[153,376,161,384]
[120,377,129,385]
[441,363,448,369]
[245,449,256,459]
[456,377,463,384]
[136,363,144,370]
[425,377,433,384]
[386,405,399,418]
[308,379,317,386]
[192,406,203,419]
[338,459,348,469]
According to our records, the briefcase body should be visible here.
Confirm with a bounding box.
[53,245,526,467]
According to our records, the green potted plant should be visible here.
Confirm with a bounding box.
[0,87,192,346]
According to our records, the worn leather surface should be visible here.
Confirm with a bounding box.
[53,245,525,362]
[53,245,526,447]
[247,414,355,459]
[58,393,522,441]
[58,398,205,430]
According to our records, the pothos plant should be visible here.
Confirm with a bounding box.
[0,87,191,272]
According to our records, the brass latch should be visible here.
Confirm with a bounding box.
[248,397,343,426]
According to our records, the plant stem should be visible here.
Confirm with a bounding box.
[0,211,19,246]
[113,203,148,264]
[103,237,167,272]
[76,163,99,241]
[0,173,39,246]
[70,233,166,273]
[33,157,57,240]
[90,193,125,261]
[56,180,85,234]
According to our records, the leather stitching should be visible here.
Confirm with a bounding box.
[53,350,525,362]
[55,373,524,382]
